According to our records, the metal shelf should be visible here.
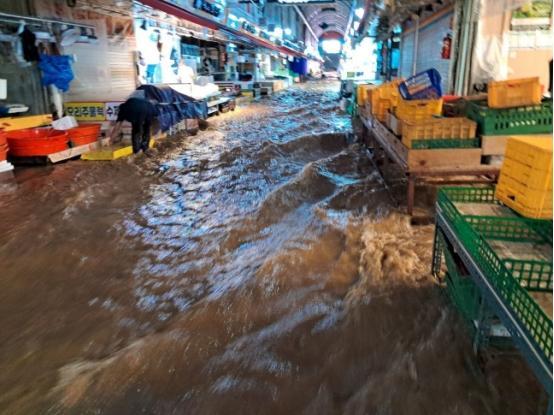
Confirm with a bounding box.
[435,208,552,413]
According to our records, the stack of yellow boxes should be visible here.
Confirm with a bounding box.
[370,80,403,122]
[496,136,552,219]
[356,80,403,122]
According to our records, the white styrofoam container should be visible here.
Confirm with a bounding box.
[52,116,78,130]
[0,79,6,100]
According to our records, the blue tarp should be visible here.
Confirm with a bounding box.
[38,54,74,92]
[137,84,208,131]
[289,57,308,76]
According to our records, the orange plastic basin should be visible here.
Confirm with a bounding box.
[7,128,68,156]
[68,124,101,147]
[0,142,7,161]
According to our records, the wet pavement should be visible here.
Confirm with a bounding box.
[0,81,543,414]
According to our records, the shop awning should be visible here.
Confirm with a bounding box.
[138,0,218,30]
[138,0,307,59]
[223,27,306,58]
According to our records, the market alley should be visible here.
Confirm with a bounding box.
[0,82,542,414]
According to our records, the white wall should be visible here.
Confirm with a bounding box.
[399,9,454,93]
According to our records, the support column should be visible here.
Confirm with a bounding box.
[407,174,415,216]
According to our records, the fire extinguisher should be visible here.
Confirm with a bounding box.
[441,33,452,60]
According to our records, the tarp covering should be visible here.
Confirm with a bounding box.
[39,54,74,92]
[289,57,308,76]
[137,84,208,131]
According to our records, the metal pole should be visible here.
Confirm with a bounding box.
[343,0,357,42]
[454,0,473,95]
[463,0,478,95]
[0,11,96,29]
[293,5,318,42]
[412,16,419,76]
[447,1,461,94]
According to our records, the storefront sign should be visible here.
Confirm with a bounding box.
[64,102,123,121]
[192,0,223,17]
[64,102,106,121]
[105,102,124,121]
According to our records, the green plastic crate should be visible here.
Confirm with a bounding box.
[437,186,553,362]
[465,100,553,136]
[411,137,480,150]
[438,230,481,323]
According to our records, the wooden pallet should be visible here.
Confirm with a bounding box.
[48,138,110,163]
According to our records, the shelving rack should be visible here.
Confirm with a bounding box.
[432,187,552,414]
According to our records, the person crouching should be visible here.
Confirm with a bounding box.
[110,91,157,154]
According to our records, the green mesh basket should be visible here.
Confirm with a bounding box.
[411,138,480,150]
[437,186,553,363]
[465,100,553,136]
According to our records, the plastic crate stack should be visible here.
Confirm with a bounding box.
[496,136,552,219]
[358,80,402,122]
[465,77,553,159]
[378,69,480,150]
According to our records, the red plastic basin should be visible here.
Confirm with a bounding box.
[68,124,101,138]
[7,128,68,157]
[68,124,101,147]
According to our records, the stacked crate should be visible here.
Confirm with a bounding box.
[395,97,443,122]
[466,77,553,158]
[357,84,376,107]
[362,80,402,122]
[496,137,552,219]
[390,96,480,150]
[401,117,477,149]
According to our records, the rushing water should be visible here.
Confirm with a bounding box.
[0,82,543,414]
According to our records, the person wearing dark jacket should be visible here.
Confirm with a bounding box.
[110,93,157,153]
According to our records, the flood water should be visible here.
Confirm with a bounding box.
[0,82,543,414]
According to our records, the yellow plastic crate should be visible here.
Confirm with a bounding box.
[488,77,542,109]
[374,98,393,122]
[496,136,553,219]
[368,80,402,111]
[496,174,552,219]
[401,117,477,147]
[502,158,552,190]
[504,136,552,170]
[357,84,376,106]
[396,98,443,122]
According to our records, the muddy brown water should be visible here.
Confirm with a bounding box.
[0,82,543,414]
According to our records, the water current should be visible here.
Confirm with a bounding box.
[0,82,543,414]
